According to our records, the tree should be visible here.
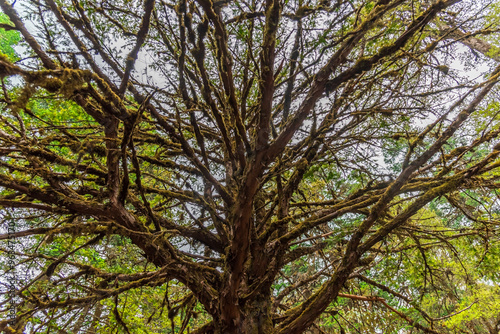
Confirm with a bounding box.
[1,0,500,332]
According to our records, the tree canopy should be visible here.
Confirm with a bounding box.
[1,0,500,333]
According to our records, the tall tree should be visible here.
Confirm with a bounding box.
[1,0,500,333]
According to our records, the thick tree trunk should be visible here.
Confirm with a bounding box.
[239,296,274,334]
[218,294,274,334]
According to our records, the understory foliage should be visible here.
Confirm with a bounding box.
[2,0,500,333]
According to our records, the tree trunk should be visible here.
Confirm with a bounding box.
[239,296,274,334]
[218,294,274,334]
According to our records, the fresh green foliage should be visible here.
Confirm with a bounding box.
[0,13,19,61]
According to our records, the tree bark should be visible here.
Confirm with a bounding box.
[218,293,274,334]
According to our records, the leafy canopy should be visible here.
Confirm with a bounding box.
[1,0,500,333]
